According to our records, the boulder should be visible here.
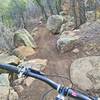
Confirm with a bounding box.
[46,15,64,34]
[57,31,79,53]
[13,46,36,60]
[14,29,37,48]
[70,56,100,91]
[0,74,18,100]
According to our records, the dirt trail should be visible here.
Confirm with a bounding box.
[19,26,76,100]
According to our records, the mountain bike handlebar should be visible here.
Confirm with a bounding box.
[0,64,99,100]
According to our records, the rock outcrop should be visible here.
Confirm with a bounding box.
[70,56,100,92]
[57,20,100,54]
[0,74,18,100]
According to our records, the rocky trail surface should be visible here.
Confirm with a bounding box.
[1,20,100,100]
[19,25,76,100]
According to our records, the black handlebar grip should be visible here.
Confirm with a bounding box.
[0,64,19,74]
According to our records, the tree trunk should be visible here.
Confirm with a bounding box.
[71,0,78,28]
[95,0,97,20]
[55,0,61,14]
[78,0,87,25]
[35,0,48,20]
[47,0,54,15]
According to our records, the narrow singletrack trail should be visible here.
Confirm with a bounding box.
[19,26,76,100]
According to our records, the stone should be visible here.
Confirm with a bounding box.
[9,87,19,100]
[70,56,100,91]
[0,74,18,100]
[47,15,64,34]
[13,78,24,86]
[14,29,37,49]
[14,85,24,93]
[57,32,79,53]
[13,46,36,59]
[72,48,79,54]
[23,77,34,87]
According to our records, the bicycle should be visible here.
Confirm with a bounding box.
[0,63,100,100]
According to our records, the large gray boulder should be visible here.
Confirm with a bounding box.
[57,31,79,53]
[47,15,64,34]
[70,56,100,92]
[0,74,18,100]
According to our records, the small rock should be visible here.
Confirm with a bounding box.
[13,78,24,86]
[47,15,64,34]
[23,77,34,87]
[13,46,36,59]
[72,48,79,54]
[14,85,24,93]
